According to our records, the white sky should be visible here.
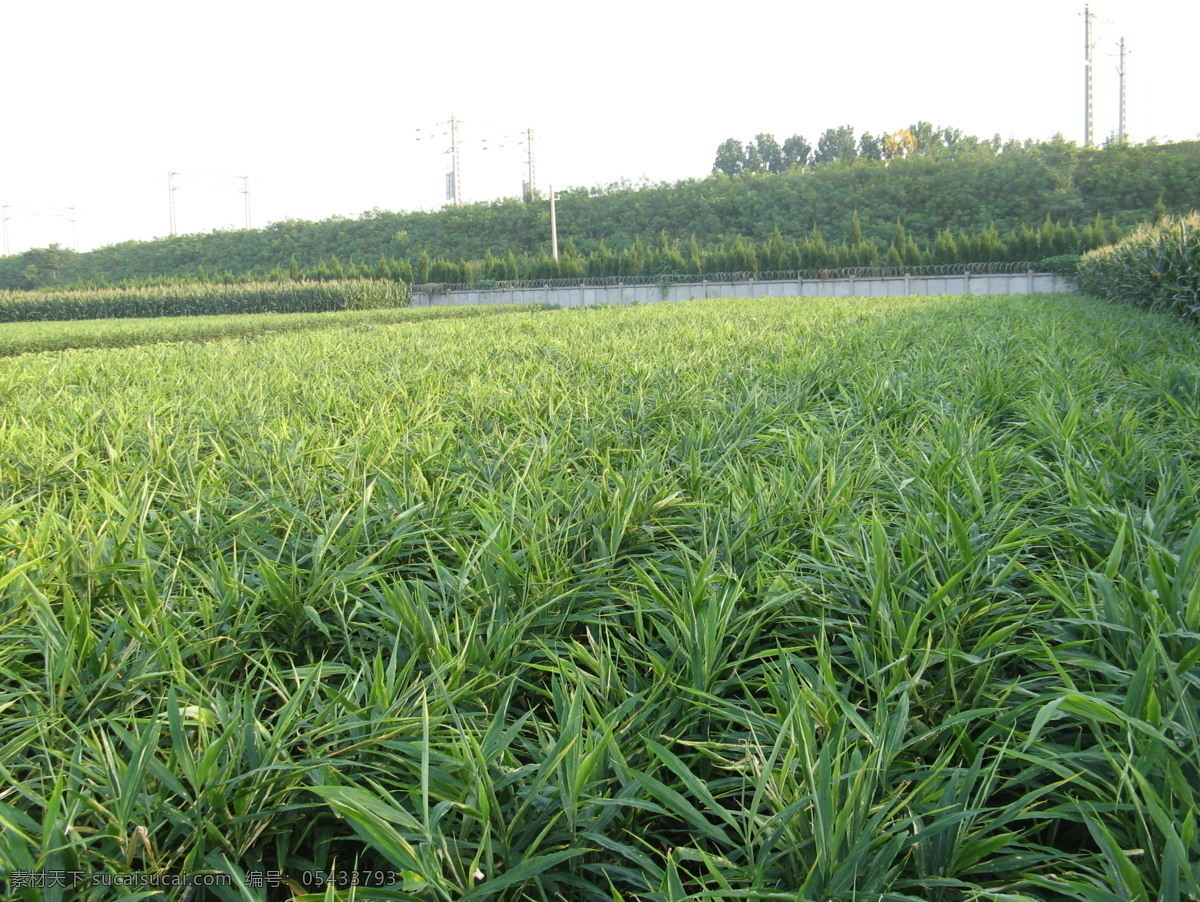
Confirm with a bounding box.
[3,0,1195,254]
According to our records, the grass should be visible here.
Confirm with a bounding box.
[0,293,1198,900]
[0,303,552,357]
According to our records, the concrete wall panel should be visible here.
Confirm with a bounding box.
[413,274,1077,307]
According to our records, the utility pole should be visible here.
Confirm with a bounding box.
[240,176,252,229]
[67,207,79,252]
[1083,4,1096,147]
[168,171,179,236]
[1,205,9,256]
[550,185,558,262]
[1116,38,1127,145]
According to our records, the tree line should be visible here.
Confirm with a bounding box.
[712,122,1020,175]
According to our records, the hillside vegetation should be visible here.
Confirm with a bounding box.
[3,137,1198,289]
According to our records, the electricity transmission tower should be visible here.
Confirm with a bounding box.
[240,176,252,229]
[416,116,462,206]
[1116,38,1128,144]
[0,204,79,253]
[417,117,539,206]
[1083,4,1096,147]
[523,128,537,202]
[483,124,538,202]
[168,171,252,236]
[447,116,461,205]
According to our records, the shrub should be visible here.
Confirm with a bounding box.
[1038,254,1082,277]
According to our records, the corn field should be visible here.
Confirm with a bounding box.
[1,294,1198,900]
[1078,212,1200,320]
[0,304,545,358]
[0,279,410,323]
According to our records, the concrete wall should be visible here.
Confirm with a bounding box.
[412,272,1076,308]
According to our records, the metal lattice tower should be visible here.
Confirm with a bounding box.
[0,203,80,253]
[240,176,252,229]
[419,117,538,206]
[168,172,178,236]
[1083,4,1096,147]
[1117,38,1128,144]
[168,171,252,235]
[448,116,462,206]
[525,128,536,202]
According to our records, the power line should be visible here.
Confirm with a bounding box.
[415,117,539,206]
[0,203,80,254]
[477,124,538,202]
[415,116,462,206]
[168,170,252,236]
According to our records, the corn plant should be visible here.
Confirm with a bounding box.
[1079,211,1200,321]
[0,279,411,324]
[0,303,549,358]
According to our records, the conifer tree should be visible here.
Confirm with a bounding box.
[588,241,615,278]
[801,226,830,269]
[933,229,959,264]
[847,211,864,248]
[686,236,703,274]
[763,227,788,270]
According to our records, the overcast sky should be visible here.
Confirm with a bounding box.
[3,0,1195,254]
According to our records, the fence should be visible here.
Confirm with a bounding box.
[411,263,1077,308]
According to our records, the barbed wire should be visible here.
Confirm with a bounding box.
[413,261,1051,292]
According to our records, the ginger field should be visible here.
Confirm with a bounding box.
[1,294,1198,900]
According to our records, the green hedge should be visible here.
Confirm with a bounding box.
[0,278,410,323]
[1078,213,1200,321]
[1037,254,1082,277]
